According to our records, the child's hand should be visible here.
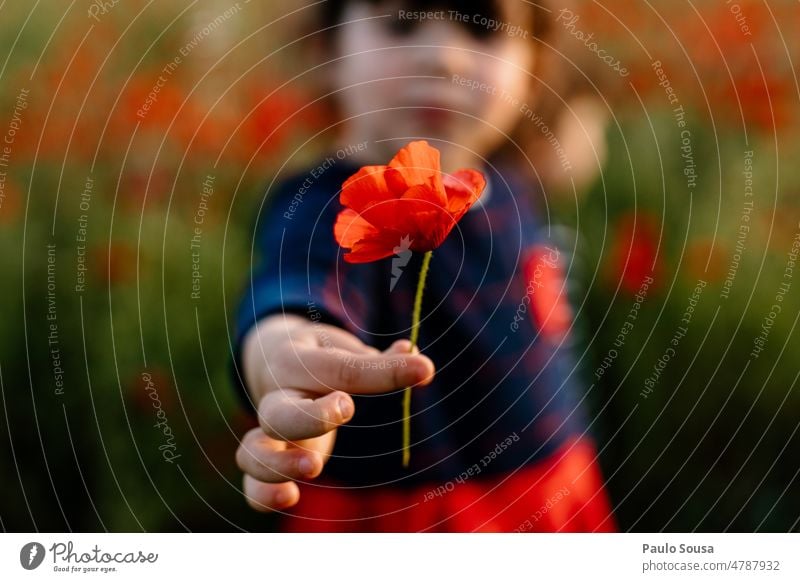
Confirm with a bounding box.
[236,313,435,512]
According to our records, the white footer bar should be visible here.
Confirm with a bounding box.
[1,533,797,581]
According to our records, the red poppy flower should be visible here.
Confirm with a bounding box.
[608,211,661,295]
[334,140,486,263]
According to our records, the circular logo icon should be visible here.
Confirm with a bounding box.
[20,542,45,570]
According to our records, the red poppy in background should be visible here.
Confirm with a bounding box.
[608,211,662,295]
[0,177,21,224]
[90,242,138,285]
[334,140,485,263]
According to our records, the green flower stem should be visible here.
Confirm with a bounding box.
[402,250,433,468]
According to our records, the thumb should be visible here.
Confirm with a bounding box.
[383,339,420,356]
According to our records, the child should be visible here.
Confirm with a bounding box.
[233,0,617,532]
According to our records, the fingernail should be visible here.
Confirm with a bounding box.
[298,456,314,476]
[411,358,433,385]
[338,396,353,420]
[396,340,417,353]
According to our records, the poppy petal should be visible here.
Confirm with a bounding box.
[361,193,444,235]
[334,208,378,249]
[384,167,409,195]
[334,141,486,260]
[340,165,393,213]
[443,169,485,218]
[344,232,404,263]
[389,140,445,199]
[335,208,412,263]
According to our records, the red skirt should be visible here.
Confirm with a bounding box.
[281,437,617,532]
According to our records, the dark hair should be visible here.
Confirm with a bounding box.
[321,0,551,42]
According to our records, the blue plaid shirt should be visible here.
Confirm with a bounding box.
[234,155,589,487]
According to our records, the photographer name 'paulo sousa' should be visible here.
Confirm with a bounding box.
[643,543,715,554]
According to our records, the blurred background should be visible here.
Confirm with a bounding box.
[1,0,799,532]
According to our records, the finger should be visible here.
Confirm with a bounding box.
[258,388,355,441]
[383,339,420,355]
[243,474,300,512]
[285,346,435,394]
[236,428,324,482]
[316,324,381,355]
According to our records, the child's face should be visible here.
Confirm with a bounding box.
[329,1,537,169]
